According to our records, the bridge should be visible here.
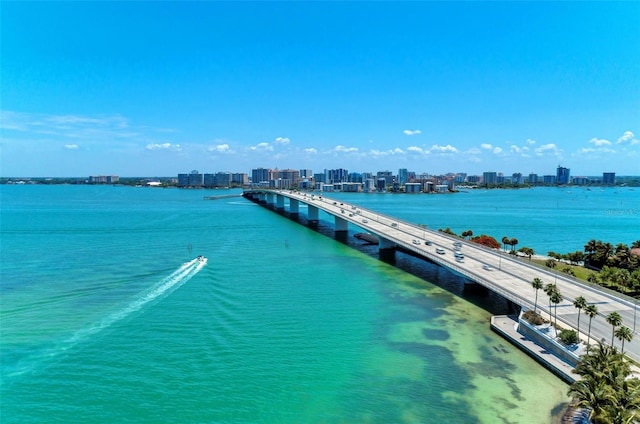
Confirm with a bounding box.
[243,189,640,362]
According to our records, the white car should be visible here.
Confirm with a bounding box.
[482,264,493,271]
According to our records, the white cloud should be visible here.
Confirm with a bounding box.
[493,147,503,154]
[579,146,616,155]
[509,145,522,153]
[334,145,358,153]
[617,131,639,145]
[480,143,493,150]
[250,142,273,151]
[466,147,481,155]
[535,143,559,156]
[403,130,421,136]
[275,137,290,145]
[407,146,424,154]
[589,137,611,147]
[145,143,180,150]
[64,144,79,149]
[429,144,458,154]
[370,148,406,157]
[526,139,536,145]
[304,148,317,154]
[1,110,140,141]
[208,143,231,153]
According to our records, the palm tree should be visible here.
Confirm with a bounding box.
[606,312,623,346]
[573,296,587,336]
[615,326,633,354]
[510,237,518,252]
[531,277,543,313]
[585,304,598,348]
[570,341,639,423]
[550,290,563,328]
[584,238,598,265]
[501,236,509,252]
[519,246,535,260]
[544,283,557,319]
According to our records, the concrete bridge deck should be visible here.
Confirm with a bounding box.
[243,189,640,363]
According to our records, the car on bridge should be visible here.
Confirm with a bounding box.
[436,248,445,254]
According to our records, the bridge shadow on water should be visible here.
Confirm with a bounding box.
[277,207,517,316]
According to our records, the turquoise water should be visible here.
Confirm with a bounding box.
[2,185,636,423]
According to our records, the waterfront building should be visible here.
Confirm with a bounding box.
[405,183,421,193]
[231,173,248,185]
[603,172,616,185]
[528,173,538,185]
[363,178,376,193]
[398,168,408,185]
[299,169,313,179]
[251,168,271,185]
[348,172,363,183]
[313,173,326,184]
[483,171,498,186]
[512,173,523,185]
[466,175,480,184]
[88,175,119,184]
[496,173,505,185]
[454,173,466,184]
[178,170,203,187]
[274,169,300,187]
[377,171,395,185]
[376,178,386,192]
[556,166,571,185]
[572,177,589,185]
[543,175,556,185]
[435,184,449,193]
[341,182,361,192]
[325,168,349,184]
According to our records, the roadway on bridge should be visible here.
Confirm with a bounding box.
[263,190,640,363]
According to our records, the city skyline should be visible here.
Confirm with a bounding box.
[1,2,639,177]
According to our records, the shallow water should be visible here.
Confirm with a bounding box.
[4,185,626,422]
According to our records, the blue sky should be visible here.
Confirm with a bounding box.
[1,1,639,177]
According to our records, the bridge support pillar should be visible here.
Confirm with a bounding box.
[290,199,299,214]
[334,216,348,232]
[266,192,275,205]
[276,194,285,210]
[258,193,267,204]
[308,205,319,223]
[378,235,396,250]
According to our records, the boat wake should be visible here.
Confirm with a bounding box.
[5,257,207,380]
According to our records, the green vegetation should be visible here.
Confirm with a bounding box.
[522,309,544,325]
[558,329,579,346]
[569,342,640,423]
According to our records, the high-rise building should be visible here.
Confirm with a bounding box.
[482,172,497,186]
[556,166,571,185]
[398,168,408,185]
[512,173,523,184]
[251,168,271,185]
[603,172,616,185]
[299,169,313,178]
[325,168,349,184]
[528,173,538,185]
